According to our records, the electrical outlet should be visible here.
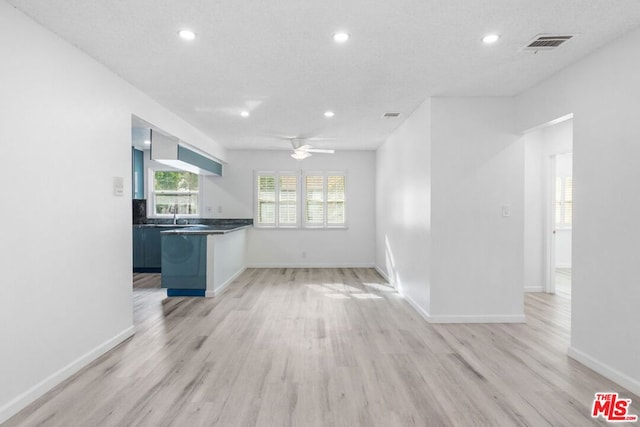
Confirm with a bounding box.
[302,251,307,259]
[217,205,223,213]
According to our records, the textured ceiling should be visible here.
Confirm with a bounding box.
[7,0,640,150]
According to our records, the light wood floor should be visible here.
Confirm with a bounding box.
[132,272,162,289]
[5,268,637,426]
[555,268,571,297]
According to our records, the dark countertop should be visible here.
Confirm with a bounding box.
[133,218,253,234]
[159,224,251,235]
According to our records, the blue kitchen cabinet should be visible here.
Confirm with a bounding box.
[161,234,207,295]
[133,227,145,270]
[131,147,144,199]
[133,226,172,272]
[143,227,162,269]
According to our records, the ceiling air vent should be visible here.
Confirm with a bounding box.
[383,112,401,118]
[521,34,575,53]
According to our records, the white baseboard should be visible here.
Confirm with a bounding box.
[206,267,246,297]
[374,265,391,283]
[403,292,432,322]
[0,326,135,425]
[568,346,640,397]
[246,263,375,268]
[426,314,526,323]
[525,285,545,293]
[402,292,525,324]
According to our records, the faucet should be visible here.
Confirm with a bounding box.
[172,203,178,225]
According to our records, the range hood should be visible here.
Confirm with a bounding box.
[150,130,222,176]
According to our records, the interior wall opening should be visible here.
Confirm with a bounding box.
[523,114,573,296]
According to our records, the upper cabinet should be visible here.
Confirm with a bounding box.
[150,130,222,176]
[132,147,144,199]
[131,126,150,200]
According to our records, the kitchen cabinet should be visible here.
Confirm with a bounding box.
[143,227,162,269]
[132,147,144,199]
[133,226,175,272]
[133,227,145,270]
[161,226,248,297]
[161,234,207,293]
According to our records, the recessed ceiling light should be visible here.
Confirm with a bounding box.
[240,111,250,117]
[324,111,335,118]
[144,140,151,145]
[178,29,197,41]
[482,34,500,44]
[333,32,350,43]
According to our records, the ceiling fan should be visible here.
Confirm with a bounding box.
[288,139,335,160]
[265,134,336,160]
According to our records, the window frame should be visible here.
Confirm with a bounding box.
[302,171,347,229]
[254,171,300,228]
[254,170,347,229]
[148,168,202,218]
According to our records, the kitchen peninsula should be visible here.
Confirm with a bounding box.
[159,219,251,297]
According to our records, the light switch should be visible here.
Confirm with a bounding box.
[113,176,124,197]
[501,205,511,217]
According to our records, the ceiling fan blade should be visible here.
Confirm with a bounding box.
[306,149,335,154]
[305,137,337,141]
[297,144,312,151]
[262,132,336,141]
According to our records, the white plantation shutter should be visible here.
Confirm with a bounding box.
[255,170,346,228]
[555,175,573,228]
[564,177,573,226]
[327,175,346,225]
[257,174,276,225]
[278,175,298,226]
[555,179,562,226]
[304,175,325,226]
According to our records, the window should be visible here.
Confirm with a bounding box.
[152,170,199,216]
[255,172,298,227]
[555,175,573,227]
[327,175,346,225]
[256,175,276,225]
[303,172,346,227]
[279,175,298,226]
[304,175,324,226]
[255,171,346,228]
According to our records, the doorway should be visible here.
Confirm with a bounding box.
[550,152,573,296]
[523,115,573,296]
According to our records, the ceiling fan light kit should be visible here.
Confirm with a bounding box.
[291,150,312,160]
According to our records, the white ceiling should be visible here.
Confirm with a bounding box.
[7,0,640,150]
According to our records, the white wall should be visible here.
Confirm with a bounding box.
[375,99,432,313]
[523,119,573,291]
[517,27,640,395]
[375,97,525,323]
[430,98,524,322]
[523,131,545,291]
[0,3,225,423]
[204,150,376,267]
